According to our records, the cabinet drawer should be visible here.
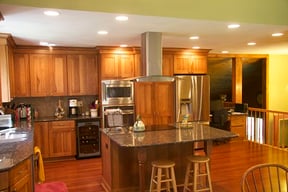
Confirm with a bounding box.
[9,158,31,186]
[50,120,75,128]
[0,171,8,190]
[230,115,246,126]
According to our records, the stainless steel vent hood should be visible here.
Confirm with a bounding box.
[137,32,174,82]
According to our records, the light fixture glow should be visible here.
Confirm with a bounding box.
[189,36,199,40]
[97,30,108,35]
[44,10,60,16]
[120,44,128,47]
[192,46,200,49]
[115,16,128,21]
[222,51,229,54]
[247,42,256,46]
[272,33,283,37]
[228,24,240,29]
[40,41,56,46]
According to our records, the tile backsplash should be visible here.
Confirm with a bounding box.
[10,95,97,118]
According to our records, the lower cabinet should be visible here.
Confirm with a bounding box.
[34,120,76,159]
[230,114,247,141]
[0,157,33,192]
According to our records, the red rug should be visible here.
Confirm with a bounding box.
[35,181,68,192]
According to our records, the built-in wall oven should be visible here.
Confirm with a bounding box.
[101,79,135,128]
[76,119,101,159]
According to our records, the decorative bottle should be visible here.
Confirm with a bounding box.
[133,115,145,132]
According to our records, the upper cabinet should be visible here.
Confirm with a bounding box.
[13,53,31,97]
[169,49,210,75]
[98,47,141,80]
[67,54,98,96]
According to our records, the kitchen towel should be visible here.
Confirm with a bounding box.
[34,146,46,183]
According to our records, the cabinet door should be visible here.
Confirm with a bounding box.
[100,54,118,79]
[13,54,30,97]
[118,54,135,78]
[49,121,76,157]
[173,55,192,74]
[190,56,207,74]
[134,53,142,77]
[29,54,50,96]
[50,55,68,96]
[153,82,175,125]
[101,132,112,186]
[67,55,97,95]
[134,82,154,126]
[34,122,50,158]
[162,54,174,76]
[9,174,31,192]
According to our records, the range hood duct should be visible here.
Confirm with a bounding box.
[139,32,174,82]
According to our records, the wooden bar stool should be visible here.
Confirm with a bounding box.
[150,160,178,192]
[183,155,212,192]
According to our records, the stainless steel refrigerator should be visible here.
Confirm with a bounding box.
[175,75,210,123]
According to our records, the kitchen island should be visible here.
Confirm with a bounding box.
[101,123,237,192]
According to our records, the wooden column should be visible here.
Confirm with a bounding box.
[232,57,242,103]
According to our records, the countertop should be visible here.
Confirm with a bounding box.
[34,115,101,122]
[101,123,238,148]
[0,121,33,171]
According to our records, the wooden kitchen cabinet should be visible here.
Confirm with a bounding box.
[101,132,112,188]
[67,54,98,95]
[162,54,174,76]
[34,120,76,158]
[34,122,50,158]
[13,53,31,97]
[174,54,207,74]
[9,157,33,192]
[49,120,76,158]
[230,114,247,141]
[134,81,175,127]
[29,54,68,96]
[100,53,135,79]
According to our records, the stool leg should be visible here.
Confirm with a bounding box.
[206,162,213,192]
[156,167,162,192]
[183,162,191,192]
[170,166,177,192]
[150,166,155,192]
[165,168,171,191]
[193,163,198,192]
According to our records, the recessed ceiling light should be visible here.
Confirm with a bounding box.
[222,51,229,54]
[115,16,128,21]
[98,30,108,35]
[192,46,200,49]
[228,24,240,29]
[43,10,60,16]
[272,33,283,37]
[39,41,56,46]
[189,36,199,40]
[247,42,256,46]
[120,44,128,47]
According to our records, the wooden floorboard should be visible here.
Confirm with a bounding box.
[42,141,288,192]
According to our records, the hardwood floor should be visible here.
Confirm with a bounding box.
[43,141,288,192]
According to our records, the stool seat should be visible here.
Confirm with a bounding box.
[183,155,212,192]
[150,160,178,192]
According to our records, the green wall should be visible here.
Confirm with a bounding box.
[269,55,288,112]
[1,0,288,25]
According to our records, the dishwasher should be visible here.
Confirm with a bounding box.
[76,119,101,159]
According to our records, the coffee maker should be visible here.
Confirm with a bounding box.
[68,99,78,117]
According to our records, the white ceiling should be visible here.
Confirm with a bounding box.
[1,4,288,54]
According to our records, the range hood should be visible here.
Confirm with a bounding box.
[136,32,174,82]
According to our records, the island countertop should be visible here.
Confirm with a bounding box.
[0,121,33,171]
[101,123,238,148]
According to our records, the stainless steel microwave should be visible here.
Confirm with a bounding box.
[101,80,134,105]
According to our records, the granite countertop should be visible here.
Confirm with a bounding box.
[101,123,238,148]
[34,115,101,122]
[0,121,33,171]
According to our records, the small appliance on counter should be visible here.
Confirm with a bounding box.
[15,103,33,121]
[68,99,79,117]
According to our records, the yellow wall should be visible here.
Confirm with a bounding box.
[268,55,288,112]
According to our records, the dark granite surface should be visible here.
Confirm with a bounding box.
[101,123,238,148]
[0,121,33,171]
